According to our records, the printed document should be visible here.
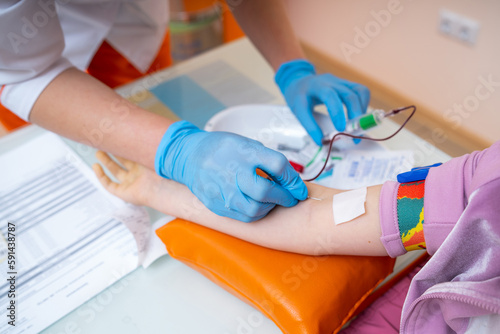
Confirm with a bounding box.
[0,132,167,333]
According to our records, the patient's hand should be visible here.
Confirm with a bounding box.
[92,151,161,206]
[91,153,386,256]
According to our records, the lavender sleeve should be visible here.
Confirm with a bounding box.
[379,180,405,258]
[379,141,500,257]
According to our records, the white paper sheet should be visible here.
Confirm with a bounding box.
[330,150,414,190]
[0,132,164,333]
[112,204,152,267]
[111,205,172,268]
[143,216,175,268]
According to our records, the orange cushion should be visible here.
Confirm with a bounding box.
[156,219,396,334]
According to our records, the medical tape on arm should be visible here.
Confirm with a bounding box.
[332,187,367,225]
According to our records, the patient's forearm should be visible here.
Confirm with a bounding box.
[147,178,387,256]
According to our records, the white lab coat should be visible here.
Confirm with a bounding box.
[0,0,169,120]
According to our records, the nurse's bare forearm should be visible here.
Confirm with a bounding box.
[146,177,387,257]
[30,68,172,169]
[230,0,305,71]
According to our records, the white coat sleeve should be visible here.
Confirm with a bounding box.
[0,0,73,120]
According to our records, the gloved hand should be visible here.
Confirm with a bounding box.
[275,59,370,146]
[155,121,308,222]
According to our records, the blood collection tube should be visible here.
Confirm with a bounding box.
[322,109,386,145]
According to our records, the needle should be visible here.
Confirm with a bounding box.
[307,196,322,201]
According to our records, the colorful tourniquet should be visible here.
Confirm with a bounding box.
[397,180,426,251]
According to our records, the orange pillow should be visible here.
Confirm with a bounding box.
[156,219,395,334]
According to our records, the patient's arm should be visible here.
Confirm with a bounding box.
[93,151,387,257]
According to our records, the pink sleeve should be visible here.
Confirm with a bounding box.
[379,180,405,258]
[379,141,500,257]
[424,140,500,254]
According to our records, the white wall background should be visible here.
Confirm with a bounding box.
[285,0,500,145]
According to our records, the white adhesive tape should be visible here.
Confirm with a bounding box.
[333,187,367,225]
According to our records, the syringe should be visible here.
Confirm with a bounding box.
[305,105,416,181]
[276,106,412,154]
[321,108,387,146]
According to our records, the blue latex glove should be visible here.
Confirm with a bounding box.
[155,121,308,222]
[275,59,370,146]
